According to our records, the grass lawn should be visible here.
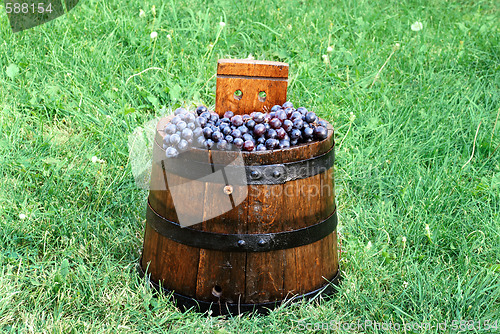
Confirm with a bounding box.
[1,0,499,332]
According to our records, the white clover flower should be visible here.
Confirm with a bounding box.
[19,213,26,220]
[403,281,408,288]
[208,43,214,49]
[150,31,158,39]
[366,241,372,250]
[411,21,423,31]
[139,9,145,18]
[219,21,226,28]
[91,156,105,164]
[247,53,255,60]
[327,46,333,53]
[166,34,172,41]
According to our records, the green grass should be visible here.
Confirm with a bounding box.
[1,0,499,332]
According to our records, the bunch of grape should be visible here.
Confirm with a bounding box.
[162,102,329,157]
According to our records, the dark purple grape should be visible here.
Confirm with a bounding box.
[246,119,256,129]
[231,115,243,127]
[200,111,211,119]
[182,128,193,140]
[271,105,282,113]
[256,136,266,144]
[196,105,208,116]
[276,128,286,139]
[265,138,279,150]
[265,128,277,139]
[231,129,242,138]
[282,119,293,132]
[256,144,267,151]
[171,115,182,124]
[269,111,276,119]
[209,113,219,123]
[221,117,231,124]
[237,125,249,135]
[178,139,189,152]
[242,140,255,151]
[224,111,234,119]
[212,131,223,142]
[282,101,294,109]
[165,147,179,158]
[253,123,266,136]
[176,121,187,131]
[313,126,328,140]
[318,120,328,128]
[188,122,196,130]
[303,127,314,139]
[290,112,302,121]
[165,123,177,134]
[225,135,234,143]
[279,139,290,149]
[284,107,294,118]
[264,113,271,123]
[203,127,213,139]
[170,133,181,145]
[222,126,232,136]
[304,112,317,123]
[290,139,298,146]
[253,112,265,123]
[233,138,244,149]
[242,134,254,142]
[276,110,287,122]
[242,114,251,122]
[205,139,214,149]
[293,119,304,130]
[163,135,170,145]
[269,118,282,129]
[289,129,301,140]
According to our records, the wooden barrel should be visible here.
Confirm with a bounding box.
[139,116,339,315]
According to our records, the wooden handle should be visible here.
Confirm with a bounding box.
[215,59,289,116]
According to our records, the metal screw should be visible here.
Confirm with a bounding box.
[223,185,233,195]
[258,239,266,247]
[250,170,261,179]
[273,170,281,178]
[237,240,246,247]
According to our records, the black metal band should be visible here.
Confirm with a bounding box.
[157,143,335,185]
[147,201,337,252]
[136,259,341,316]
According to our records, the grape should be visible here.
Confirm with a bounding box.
[170,133,181,145]
[256,136,266,144]
[313,126,328,140]
[269,118,282,129]
[171,115,182,124]
[279,139,290,149]
[302,127,314,139]
[165,147,179,158]
[231,115,243,127]
[231,129,242,138]
[237,125,249,135]
[318,120,328,128]
[242,140,255,151]
[253,112,265,123]
[165,123,177,134]
[225,135,234,143]
[193,127,203,138]
[221,117,231,124]
[256,144,267,151]
[276,110,287,122]
[304,112,317,123]
[242,114,251,122]
[265,128,277,139]
[212,131,223,142]
[174,107,187,115]
[222,126,232,136]
[233,138,244,149]
[177,121,187,131]
[293,119,304,130]
[289,129,301,140]
[163,135,170,145]
[187,122,195,130]
[290,112,302,121]
[290,139,298,146]
[269,111,276,119]
[284,107,294,118]
[282,101,294,109]
[242,133,254,142]
[271,105,282,113]
[265,138,279,149]
[200,111,211,119]
[205,139,215,149]
[209,113,219,123]
[224,111,234,119]
[282,119,293,132]
[297,107,308,115]
[184,113,196,123]
[182,128,194,140]
[253,123,266,136]
[217,140,229,150]
[203,127,213,139]
[246,119,256,129]
[196,136,206,147]
[196,105,208,116]
[178,139,189,151]
[276,128,286,139]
